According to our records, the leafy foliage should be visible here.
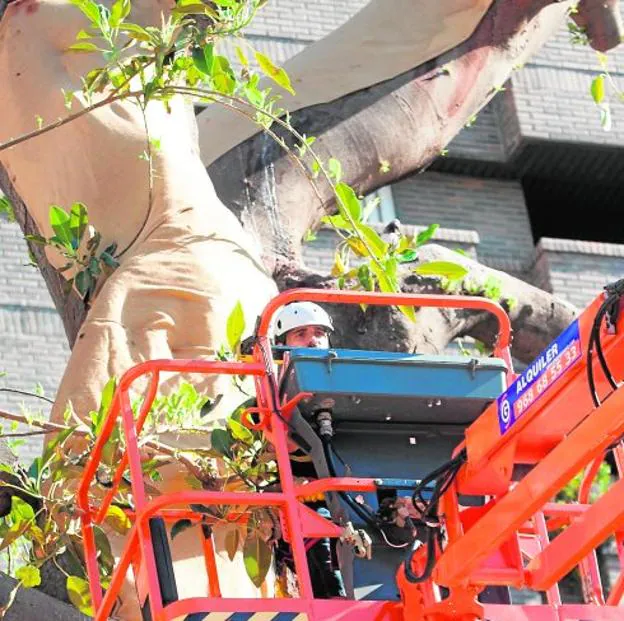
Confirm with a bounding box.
[0,0,471,321]
[0,371,278,612]
[557,461,612,504]
[0,196,15,223]
[26,203,118,301]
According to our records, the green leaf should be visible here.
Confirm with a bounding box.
[211,428,233,457]
[227,418,253,444]
[254,51,295,95]
[243,534,272,588]
[321,214,353,231]
[75,28,94,40]
[69,0,101,26]
[225,527,240,561]
[100,251,119,268]
[399,305,417,323]
[95,377,116,436]
[109,0,130,26]
[69,202,88,249]
[355,223,387,260]
[27,457,42,480]
[93,525,115,573]
[49,206,73,250]
[335,183,362,223]
[172,0,216,14]
[68,42,100,53]
[0,196,15,222]
[118,23,151,41]
[25,234,47,246]
[357,264,373,291]
[226,301,245,351]
[74,270,90,298]
[192,43,214,76]
[370,260,396,294]
[412,261,468,281]
[212,56,235,95]
[42,425,77,466]
[328,158,342,183]
[171,519,193,540]
[235,46,249,67]
[591,74,605,105]
[397,249,418,263]
[10,497,35,524]
[16,565,41,588]
[66,576,94,616]
[105,505,131,534]
[345,238,368,257]
[415,223,439,247]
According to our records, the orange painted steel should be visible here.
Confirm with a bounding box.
[77,287,624,620]
[420,287,624,620]
[76,290,511,621]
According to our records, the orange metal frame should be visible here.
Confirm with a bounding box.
[77,287,624,621]
[404,291,624,620]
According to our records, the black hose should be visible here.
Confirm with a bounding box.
[321,436,379,530]
[403,526,438,583]
[587,293,621,407]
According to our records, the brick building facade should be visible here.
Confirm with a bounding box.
[1,1,624,463]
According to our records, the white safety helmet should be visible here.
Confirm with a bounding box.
[273,302,334,341]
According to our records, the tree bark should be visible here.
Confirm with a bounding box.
[208,0,579,266]
[0,164,86,347]
[0,573,92,621]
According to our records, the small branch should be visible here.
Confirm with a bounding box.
[115,98,154,259]
[0,388,55,405]
[0,91,143,154]
[0,409,74,434]
[1,431,49,438]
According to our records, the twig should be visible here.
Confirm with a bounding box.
[1,431,49,437]
[0,388,54,405]
[0,409,81,434]
[0,91,142,153]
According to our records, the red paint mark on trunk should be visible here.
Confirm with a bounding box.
[10,0,39,14]
[446,47,491,119]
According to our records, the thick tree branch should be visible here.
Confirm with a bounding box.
[0,164,86,348]
[274,244,577,364]
[0,572,92,621]
[209,0,584,271]
[572,0,623,51]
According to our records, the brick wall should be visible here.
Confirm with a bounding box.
[445,100,506,163]
[0,218,70,463]
[391,172,534,267]
[506,20,624,147]
[532,237,624,309]
[246,0,366,40]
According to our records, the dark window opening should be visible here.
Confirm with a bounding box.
[523,176,624,245]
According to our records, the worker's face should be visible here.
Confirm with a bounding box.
[285,325,330,349]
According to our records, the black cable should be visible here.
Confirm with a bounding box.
[322,435,416,550]
[587,290,622,407]
[403,449,467,584]
[403,524,438,583]
[321,436,379,530]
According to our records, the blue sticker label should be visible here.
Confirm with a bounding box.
[498,319,582,435]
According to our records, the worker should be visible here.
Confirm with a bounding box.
[272,301,347,599]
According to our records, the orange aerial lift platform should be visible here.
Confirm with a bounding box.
[77,283,624,621]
